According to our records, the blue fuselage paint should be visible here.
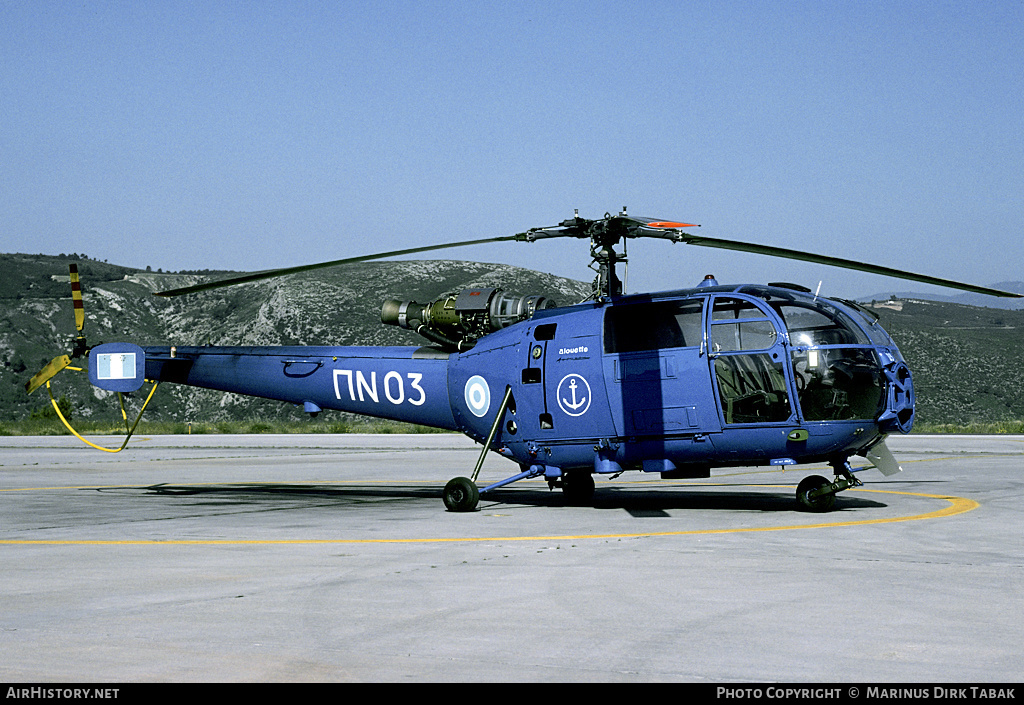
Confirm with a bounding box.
[141,284,913,475]
[145,345,458,430]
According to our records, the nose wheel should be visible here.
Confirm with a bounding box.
[796,475,836,512]
[796,459,863,512]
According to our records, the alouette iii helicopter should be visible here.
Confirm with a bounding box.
[26,209,1022,512]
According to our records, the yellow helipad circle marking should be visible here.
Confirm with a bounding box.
[0,484,979,545]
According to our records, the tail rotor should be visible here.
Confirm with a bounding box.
[25,263,91,394]
[24,263,157,452]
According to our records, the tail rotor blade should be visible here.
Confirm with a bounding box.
[26,355,72,395]
[25,264,90,394]
[69,264,86,333]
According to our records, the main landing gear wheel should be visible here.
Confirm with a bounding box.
[561,471,595,506]
[796,474,836,513]
[443,476,479,512]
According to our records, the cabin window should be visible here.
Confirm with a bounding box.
[604,300,704,354]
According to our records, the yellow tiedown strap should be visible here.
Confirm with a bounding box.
[46,378,159,453]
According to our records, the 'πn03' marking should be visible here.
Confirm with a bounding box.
[333,369,426,406]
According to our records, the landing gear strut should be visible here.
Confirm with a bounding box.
[795,458,863,512]
[444,385,513,512]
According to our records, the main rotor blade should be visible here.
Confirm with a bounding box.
[154,235,520,297]
[666,230,1022,299]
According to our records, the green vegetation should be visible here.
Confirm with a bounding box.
[3,252,1023,434]
[0,416,454,437]
[871,299,1024,426]
[908,420,1024,435]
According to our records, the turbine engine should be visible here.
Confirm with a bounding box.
[381,287,555,350]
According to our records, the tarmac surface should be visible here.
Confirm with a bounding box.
[1,432,1022,682]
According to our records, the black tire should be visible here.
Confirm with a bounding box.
[796,474,836,512]
[443,476,479,512]
[561,471,595,506]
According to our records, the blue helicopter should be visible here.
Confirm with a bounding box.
[27,210,1021,512]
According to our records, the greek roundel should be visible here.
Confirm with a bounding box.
[464,375,491,417]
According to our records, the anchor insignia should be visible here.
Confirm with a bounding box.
[556,374,592,417]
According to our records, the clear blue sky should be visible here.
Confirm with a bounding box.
[3,0,1022,299]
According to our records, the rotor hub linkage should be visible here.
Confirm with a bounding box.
[513,209,698,300]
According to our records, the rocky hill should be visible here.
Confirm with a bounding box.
[1,253,590,424]
[3,253,1023,427]
[861,297,1024,425]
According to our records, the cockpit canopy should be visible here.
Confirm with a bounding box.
[601,284,907,428]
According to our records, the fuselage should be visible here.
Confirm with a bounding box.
[143,283,914,476]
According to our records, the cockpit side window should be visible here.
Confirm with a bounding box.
[709,297,778,352]
[709,297,791,423]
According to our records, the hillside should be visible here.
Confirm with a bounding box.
[862,283,1024,310]
[3,253,1022,427]
[863,297,1024,424]
[1,253,590,424]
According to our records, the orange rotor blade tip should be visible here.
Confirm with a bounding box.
[647,221,700,228]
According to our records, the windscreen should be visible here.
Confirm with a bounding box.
[773,301,884,421]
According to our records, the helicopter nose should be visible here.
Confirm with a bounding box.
[878,360,914,433]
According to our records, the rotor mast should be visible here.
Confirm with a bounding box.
[513,208,630,300]
[588,209,630,299]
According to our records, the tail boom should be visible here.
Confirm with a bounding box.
[143,345,458,429]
